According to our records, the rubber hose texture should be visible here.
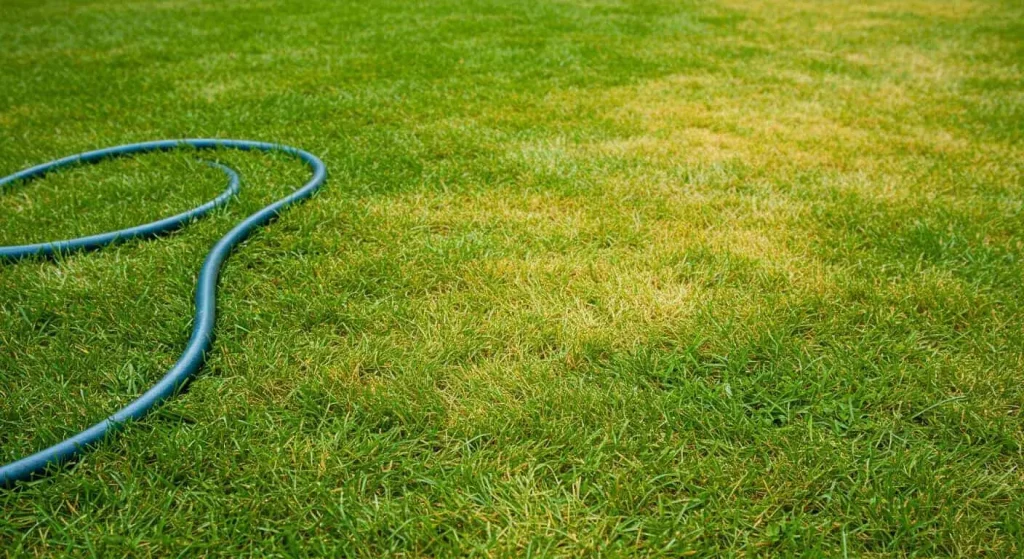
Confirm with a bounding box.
[0,139,327,486]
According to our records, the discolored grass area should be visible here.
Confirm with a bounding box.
[1,0,1022,556]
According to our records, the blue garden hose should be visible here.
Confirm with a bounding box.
[0,139,327,486]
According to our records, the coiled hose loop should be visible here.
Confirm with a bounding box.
[1,139,327,486]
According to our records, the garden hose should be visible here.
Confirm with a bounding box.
[0,139,327,486]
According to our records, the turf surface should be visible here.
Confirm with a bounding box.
[1,0,1022,555]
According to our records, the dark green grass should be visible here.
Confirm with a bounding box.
[1,0,1022,556]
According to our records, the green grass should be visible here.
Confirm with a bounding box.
[1,0,1022,555]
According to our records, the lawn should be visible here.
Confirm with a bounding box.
[1,0,1022,555]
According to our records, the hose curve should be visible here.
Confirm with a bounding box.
[1,139,327,486]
